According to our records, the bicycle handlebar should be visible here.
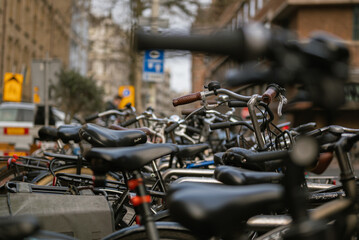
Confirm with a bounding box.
[186,126,202,134]
[121,117,138,127]
[262,86,278,104]
[228,101,248,108]
[181,108,206,116]
[173,88,254,107]
[210,121,254,131]
[85,113,99,122]
[173,92,202,107]
[85,110,127,122]
[136,29,246,60]
[164,122,180,134]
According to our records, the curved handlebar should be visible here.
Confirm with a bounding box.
[173,92,202,107]
[210,121,254,132]
[228,101,248,108]
[173,88,253,107]
[121,117,138,127]
[136,29,246,61]
[85,113,99,122]
[164,122,180,134]
[181,108,206,116]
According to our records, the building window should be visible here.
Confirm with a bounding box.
[353,6,359,40]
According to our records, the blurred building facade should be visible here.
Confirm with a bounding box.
[153,70,179,117]
[69,0,90,76]
[192,0,359,127]
[87,15,130,102]
[0,0,90,102]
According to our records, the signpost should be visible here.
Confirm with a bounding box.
[143,50,165,82]
[118,86,135,109]
[3,73,23,102]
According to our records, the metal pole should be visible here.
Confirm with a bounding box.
[151,0,159,33]
[149,0,160,109]
[44,56,49,127]
[0,0,7,98]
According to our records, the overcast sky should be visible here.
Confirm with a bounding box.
[91,0,211,93]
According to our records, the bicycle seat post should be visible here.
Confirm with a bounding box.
[284,137,329,240]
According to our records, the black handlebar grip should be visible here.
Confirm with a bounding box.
[121,117,137,127]
[186,126,201,134]
[228,101,248,108]
[292,122,317,133]
[246,150,288,163]
[346,132,359,151]
[164,122,180,134]
[85,113,99,122]
[136,30,246,61]
[173,92,202,107]
[210,122,232,130]
[181,108,206,116]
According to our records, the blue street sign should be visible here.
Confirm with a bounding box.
[123,89,130,97]
[143,50,164,82]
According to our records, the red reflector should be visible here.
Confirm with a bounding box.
[130,195,151,207]
[4,127,29,135]
[281,125,290,131]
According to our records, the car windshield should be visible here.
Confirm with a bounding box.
[0,108,34,122]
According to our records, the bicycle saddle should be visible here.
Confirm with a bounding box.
[86,143,177,172]
[79,123,147,147]
[168,183,284,238]
[109,124,152,136]
[38,126,58,141]
[57,125,82,143]
[213,152,225,165]
[223,148,287,171]
[214,165,283,185]
[176,143,209,158]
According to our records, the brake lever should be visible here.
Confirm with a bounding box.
[277,93,287,117]
[184,106,205,121]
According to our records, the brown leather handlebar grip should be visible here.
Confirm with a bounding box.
[262,87,278,104]
[173,92,202,107]
[308,152,333,174]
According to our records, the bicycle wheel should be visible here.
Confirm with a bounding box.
[34,167,118,186]
[104,222,197,240]
[0,167,31,188]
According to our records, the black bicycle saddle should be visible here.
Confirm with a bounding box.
[168,183,284,238]
[86,143,178,172]
[214,165,283,185]
[79,123,147,147]
[57,125,82,143]
[38,126,58,141]
[176,144,209,158]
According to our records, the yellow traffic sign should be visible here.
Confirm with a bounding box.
[33,86,40,103]
[119,86,135,109]
[3,73,23,102]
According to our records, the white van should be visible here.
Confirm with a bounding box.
[0,102,79,155]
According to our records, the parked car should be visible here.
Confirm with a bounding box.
[0,102,79,155]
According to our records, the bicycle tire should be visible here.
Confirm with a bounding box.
[103,222,197,240]
[34,167,117,186]
[0,167,29,188]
